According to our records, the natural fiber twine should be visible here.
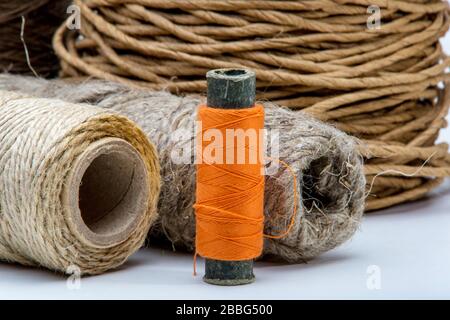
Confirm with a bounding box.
[0,0,71,77]
[0,74,365,262]
[0,88,160,275]
[53,0,450,211]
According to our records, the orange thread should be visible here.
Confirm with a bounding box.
[193,105,300,269]
[263,158,299,240]
[193,251,198,276]
[194,104,265,262]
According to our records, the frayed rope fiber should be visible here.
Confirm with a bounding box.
[53,0,450,211]
[0,74,365,262]
[0,0,72,77]
[0,88,160,275]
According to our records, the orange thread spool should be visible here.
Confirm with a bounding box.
[195,104,265,261]
[194,68,261,285]
[194,68,299,285]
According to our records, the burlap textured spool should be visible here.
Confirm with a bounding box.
[0,89,160,275]
[53,0,450,211]
[0,0,71,77]
[0,75,366,263]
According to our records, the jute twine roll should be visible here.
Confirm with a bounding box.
[0,89,160,274]
[53,0,450,211]
[0,0,71,77]
[0,75,365,262]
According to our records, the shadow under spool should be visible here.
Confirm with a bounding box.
[203,68,257,286]
[63,137,149,248]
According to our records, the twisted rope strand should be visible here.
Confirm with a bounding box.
[53,0,450,211]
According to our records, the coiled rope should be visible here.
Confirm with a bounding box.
[0,90,160,275]
[53,0,450,211]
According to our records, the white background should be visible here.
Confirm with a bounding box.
[0,33,449,301]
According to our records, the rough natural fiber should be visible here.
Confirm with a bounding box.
[53,0,450,211]
[0,74,365,262]
[0,88,160,275]
[0,0,72,77]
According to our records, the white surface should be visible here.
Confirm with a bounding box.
[0,34,449,301]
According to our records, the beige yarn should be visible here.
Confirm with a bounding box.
[0,75,365,262]
[53,0,450,211]
[0,89,160,275]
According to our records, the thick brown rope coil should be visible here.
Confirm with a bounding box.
[53,0,450,211]
[0,0,71,77]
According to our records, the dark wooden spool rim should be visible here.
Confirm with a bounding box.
[203,68,257,286]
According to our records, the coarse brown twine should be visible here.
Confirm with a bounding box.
[0,0,72,77]
[0,88,161,275]
[0,74,365,263]
[53,0,450,211]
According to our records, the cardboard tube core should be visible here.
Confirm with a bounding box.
[64,137,149,248]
